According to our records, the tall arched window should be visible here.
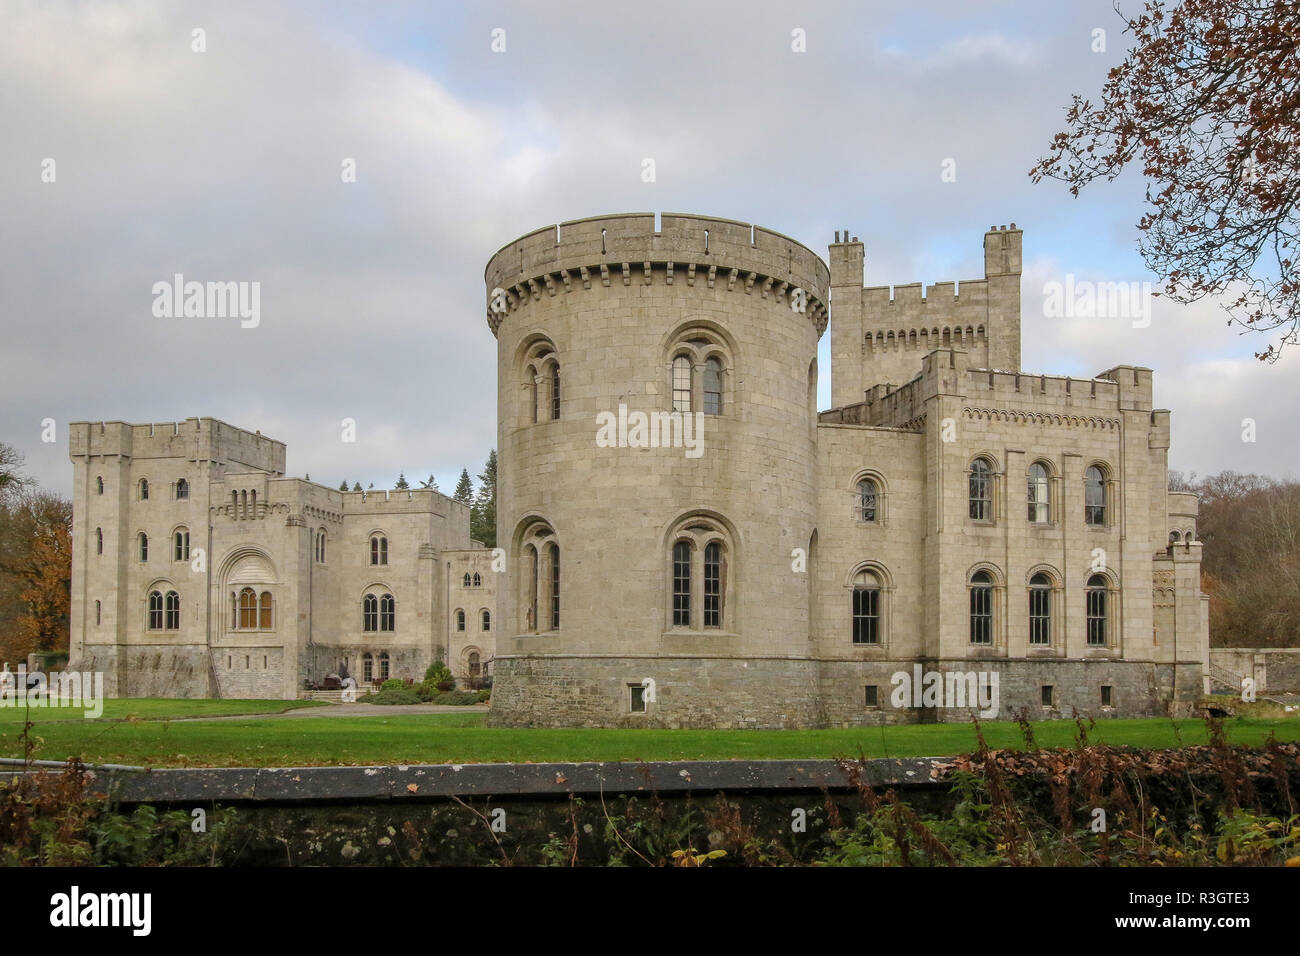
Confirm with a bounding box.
[969,571,993,645]
[527,364,539,423]
[672,355,692,412]
[370,535,388,565]
[1029,573,1052,645]
[139,478,149,500]
[703,357,723,415]
[363,593,378,632]
[1027,463,1050,523]
[851,570,881,645]
[95,476,104,495]
[481,609,491,631]
[858,478,879,523]
[94,600,101,626]
[1085,466,1107,526]
[165,590,180,630]
[138,532,148,561]
[463,573,472,588]
[473,572,482,587]
[671,540,691,626]
[456,609,465,631]
[176,478,189,499]
[469,651,481,677]
[173,529,190,561]
[363,652,374,682]
[259,591,273,629]
[95,528,103,555]
[549,543,560,630]
[380,594,395,631]
[551,363,561,419]
[233,587,257,628]
[969,458,993,521]
[379,651,390,679]
[703,542,723,628]
[147,590,163,630]
[1086,575,1108,645]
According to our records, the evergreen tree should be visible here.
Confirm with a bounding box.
[395,473,410,490]
[339,480,349,492]
[471,449,497,547]
[352,482,362,492]
[419,474,439,491]
[453,468,474,506]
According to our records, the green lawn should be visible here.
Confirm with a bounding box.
[1,708,1297,768]
[0,697,327,725]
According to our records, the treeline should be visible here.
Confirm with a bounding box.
[0,443,71,662]
[1169,470,1300,647]
[337,449,497,547]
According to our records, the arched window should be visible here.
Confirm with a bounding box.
[139,478,149,500]
[363,653,374,682]
[473,572,482,587]
[238,587,257,629]
[463,572,472,588]
[147,590,163,630]
[671,540,691,626]
[370,535,388,565]
[1029,573,1052,645]
[857,478,879,523]
[380,594,395,631]
[469,652,481,677]
[1169,530,1181,546]
[363,593,378,632]
[672,355,692,412]
[851,570,881,645]
[1086,575,1108,646]
[173,529,190,561]
[969,458,993,521]
[259,591,273,629]
[165,591,180,630]
[176,478,189,500]
[525,544,539,631]
[481,609,491,631]
[456,609,465,631]
[96,476,103,495]
[1027,462,1050,523]
[95,528,103,555]
[94,600,101,626]
[138,532,148,561]
[703,542,723,628]
[527,364,539,423]
[549,543,560,630]
[969,571,993,645]
[551,363,561,420]
[379,651,390,679]
[1085,466,1107,526]
[703,357,723,415]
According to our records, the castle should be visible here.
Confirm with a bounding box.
[69,212,1209,726]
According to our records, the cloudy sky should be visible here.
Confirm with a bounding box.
[2,0,1292,497]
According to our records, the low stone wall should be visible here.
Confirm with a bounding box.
[488,656,1204,728]
[1211,648,1300,694]
[72,645,210,698]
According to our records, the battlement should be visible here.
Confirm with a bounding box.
[484,212,831,337]
[339,487,461,518]
[69,417,285,474]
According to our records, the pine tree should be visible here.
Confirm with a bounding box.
[471,450,497,547]
[395,473,410,490]
[419,474,439,491]
[453,468,474,506]
[339,480,349,492]
[353,482,362,492]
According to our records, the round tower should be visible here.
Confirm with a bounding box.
[484,213,829,728]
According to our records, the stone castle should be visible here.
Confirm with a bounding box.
[69,212,1209,726]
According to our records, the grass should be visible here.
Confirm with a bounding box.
[0,707,1297,768]
[0,697,327,725]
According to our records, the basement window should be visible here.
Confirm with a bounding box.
[1101,685,1113,707]
[629,684,646,713]
[864,685,879,708]
[1041,685,1054,707]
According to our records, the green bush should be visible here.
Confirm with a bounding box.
[363,688,422,705]
[423,662,454,685]
[380,678,407,692]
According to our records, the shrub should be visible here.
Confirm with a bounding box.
[424,662,453,685]
[380,678,406,692]
[363,688,422,706]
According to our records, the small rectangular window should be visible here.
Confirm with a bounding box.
[629,684,646,713]
[864,685,879,708]
[1101,685,1113,707]
[1041,685,1054,707]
